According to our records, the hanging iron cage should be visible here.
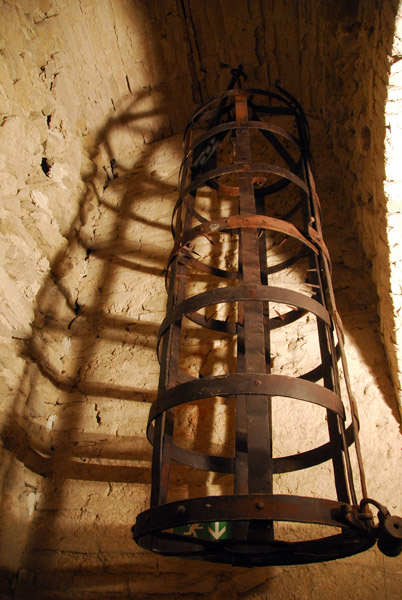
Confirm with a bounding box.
[132,70,402,566]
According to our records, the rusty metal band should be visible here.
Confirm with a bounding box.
[134,531,374,567]
[172,162,310,229]
[257,123,298,171]
[182,162,309,199]
[183,310,237,333]
[134,531,375,567]
[215,180,260,197]
[134,495,367,542]
[152,191,198,506]
[235,90,271,498]
[159,335,339,386]
[157,285,330,352]
[147,414,354,475]
[322,252,366,499]
[267,307,307,330]
[274,422,355,473]
[308,225,332,267]
[176,241,308,284]
[191,209,208,224]
[169,215,318,270]
[181,120,299,168]
[178,253,238,280]
[148,420,355,476]
[300,342,341,382]
[300,154,363,502]
[173,182,303,240]
[303,145,366,499]
[184,88,297,136]
[145,536,374,565]
[183,305,306,335]
[213,171,294,197]
[186,103,296,141]
[280,199,303,222]
[147,374,345,435]
[168,213,316,289]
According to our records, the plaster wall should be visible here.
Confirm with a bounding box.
[0,1,401,598]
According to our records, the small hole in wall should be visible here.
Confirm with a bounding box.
[41,157,51,176]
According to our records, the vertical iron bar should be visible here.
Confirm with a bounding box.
[235,93,273,498]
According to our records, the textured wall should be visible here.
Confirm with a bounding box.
[0,0,401,598]
[384,5,402,406]
[315,0,402,411]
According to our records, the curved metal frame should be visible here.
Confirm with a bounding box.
[132,84,389,565]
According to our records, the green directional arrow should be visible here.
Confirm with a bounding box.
[169,521,232,540]
[208,522,226,540]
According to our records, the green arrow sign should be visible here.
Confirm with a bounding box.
[167,521,232,540]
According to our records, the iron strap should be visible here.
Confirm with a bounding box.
[181,120,299,167]
[157,284,330,353]
[146,421,355,475]
[172,162,310,229]
[134,494,366,540]
[181,161,309,200]
[183,87,297,135]
[169,214,318,267]
[147,372,345,435]
[174,241,308,283]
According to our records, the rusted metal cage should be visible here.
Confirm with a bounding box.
[132,72,402,566]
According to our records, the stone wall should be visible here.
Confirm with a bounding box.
[0,1,401,598]
[0,0,175,591]
[384,5,402,407]
[314,0,402,412]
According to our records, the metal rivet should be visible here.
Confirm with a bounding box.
[256,501,264,509]
[176,505,186,517]
[255,380,262,386]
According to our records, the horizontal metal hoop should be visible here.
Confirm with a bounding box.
[147,373,345,437]
[147,422,355,475]
[158,285,330,354]
[133,494,374,566]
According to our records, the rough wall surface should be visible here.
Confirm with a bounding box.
[383,5,402,406]
[314,0,402,411]
[0,0,401,598]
